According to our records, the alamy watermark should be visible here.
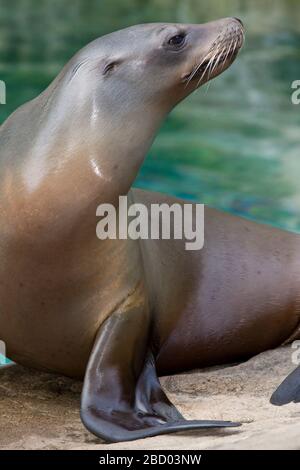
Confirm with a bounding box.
[0,340,6,365]
[0,80,6,104]
[96,196,204,250]
[291,80,300,105]
[291,340,300,365]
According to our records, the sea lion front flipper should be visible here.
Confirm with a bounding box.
[270,365,300,405]
[81,306,240,442]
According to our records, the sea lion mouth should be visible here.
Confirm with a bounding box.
[183,27,245,87]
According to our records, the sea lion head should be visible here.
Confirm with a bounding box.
[32,18,244,197]
[67,18,244,116]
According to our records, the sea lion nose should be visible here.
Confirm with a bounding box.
[233,17,244,27]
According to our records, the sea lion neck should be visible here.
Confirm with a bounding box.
[0,77,166,245]
[23,75,166,205]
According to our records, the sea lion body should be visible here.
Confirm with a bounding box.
[1,19,299,441]
[2,185,300,379]
[137,191,300,375]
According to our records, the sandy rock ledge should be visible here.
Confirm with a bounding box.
[0,346,299,450]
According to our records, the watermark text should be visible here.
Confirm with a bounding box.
[96,196,204,250]
[0,80,6,104]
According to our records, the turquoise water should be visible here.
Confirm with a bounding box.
[0,354,10,365]
[1,0,300,231]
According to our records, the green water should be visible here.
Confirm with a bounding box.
[0,0,300,231]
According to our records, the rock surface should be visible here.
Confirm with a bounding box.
[0,346,300,450]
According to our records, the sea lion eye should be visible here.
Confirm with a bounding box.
[168,33,186,48]
[103,61,120,75]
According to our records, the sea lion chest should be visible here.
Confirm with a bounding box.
[0,197,144,377]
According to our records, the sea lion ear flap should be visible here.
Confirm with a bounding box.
[80,305,240,442]
[270,365,300,405]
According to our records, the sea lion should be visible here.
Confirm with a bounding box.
[271,364,300,405]
[1,18,300,443]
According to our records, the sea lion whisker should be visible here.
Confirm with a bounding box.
[196,52,216,88]
[207,46,225,83]
[204,79,212,95]
[184,49,213,88]
[209,44,225,77]
[224,39,234,64]
[230,39,238,61]
[199,40,228,86]
[207,47,219,80]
